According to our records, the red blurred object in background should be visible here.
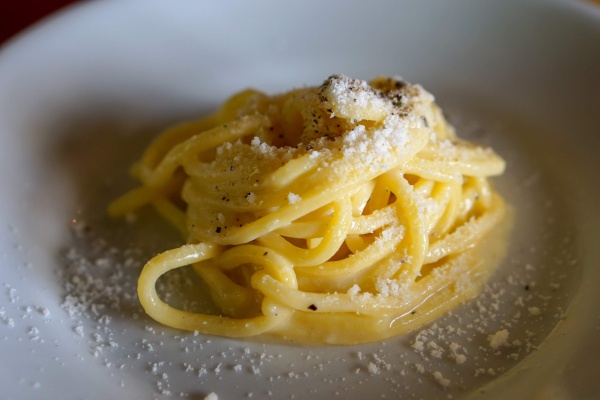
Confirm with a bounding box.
[0,0,76,46]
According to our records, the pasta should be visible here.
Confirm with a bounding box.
[109,75,508,344]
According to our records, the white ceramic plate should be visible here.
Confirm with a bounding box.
[1,1,599,399]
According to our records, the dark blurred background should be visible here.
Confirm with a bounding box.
[1,0,76,45]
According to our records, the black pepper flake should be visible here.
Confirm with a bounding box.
[524,285,530,291]
[308,304,318,311]
[263,251,268,256]
[215,227,222,233]
[230,165,234,171]
[422,116,429,128]
[411,310,417,315]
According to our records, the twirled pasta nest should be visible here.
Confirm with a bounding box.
[109,75,508,344]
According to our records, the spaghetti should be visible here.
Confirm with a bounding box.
[109,75,507,344]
